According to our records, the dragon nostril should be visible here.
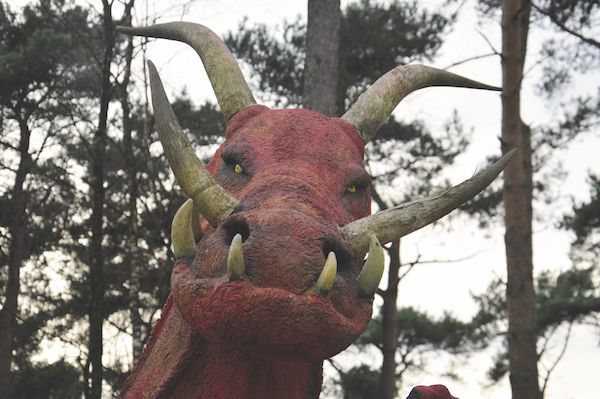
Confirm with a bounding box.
[222,217,250,244]
[321,237,350,271]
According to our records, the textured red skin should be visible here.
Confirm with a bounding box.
[408,385,458,399]
[119,105,454,398]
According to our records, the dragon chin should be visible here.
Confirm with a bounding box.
[170,260,374,362]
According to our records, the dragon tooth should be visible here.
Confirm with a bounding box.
[356,236,384,296]
[315,251,337,293]
[171,199,198,259]
[227,233,245,280]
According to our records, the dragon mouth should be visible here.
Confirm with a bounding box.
[170,260,375,361]
[168,208,384,361]
[174,201,385,298]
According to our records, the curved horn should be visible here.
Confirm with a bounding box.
[342,65,500,143]
[341,149,515,255]
[117,22,256,121]
[148,60,239,227]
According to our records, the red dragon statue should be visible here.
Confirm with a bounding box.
[116,22,513,399]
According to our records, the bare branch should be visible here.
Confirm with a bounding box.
[0,140,19,152]
[398,260,418,281]
[532,3,600,49]
[401,250,483,268]
[540,322,574,397]
[477,29,501,55]
[370,186,390,211]
[443,29,501,70]
[537,324,559,359]
[444,52,500,70]
[325,358,343,375]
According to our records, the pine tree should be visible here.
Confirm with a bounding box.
[0,2,93,396]
[454,1,600,396]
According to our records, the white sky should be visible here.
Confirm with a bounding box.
[8,0,599,398]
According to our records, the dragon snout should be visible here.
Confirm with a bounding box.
[171,200,384,298]
[218,211,340,293]
[218,209,384,298]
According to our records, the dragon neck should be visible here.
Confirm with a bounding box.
[119,295,324,399]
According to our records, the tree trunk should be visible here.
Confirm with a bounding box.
[0,114,32,399]
[380,240,400,399]
[88,2,115,397]
[304,0,340,116]
[501,1,540,398]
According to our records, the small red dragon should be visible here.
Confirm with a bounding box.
[117,22,511,399]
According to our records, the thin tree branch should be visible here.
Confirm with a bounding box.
[444,52,500,70]
[444,28,501,70]
[398,263,417,281]
[477,29,501,55]
[325,358,343,375]
[401,250,483,268]
[396,249,483,281]
[540,321,574,397]
[0,139,20,152]
[532,3,600,49]
[370,185,390,211]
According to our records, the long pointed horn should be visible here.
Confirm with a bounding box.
[148,60,239,227]
[342,65,500,143]
[117,22,256,121]
[341,149,515,255]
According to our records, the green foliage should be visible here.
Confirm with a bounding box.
[0,1,227,394]
[7,360,83,399]
[538,96,600,152]
[0,2,98,377]
[538,0,599,25]
[536,266,600,329]
[470,277,505,334]
[171,94,227,146]
[226,0,452,112]
[0,0,95,108]
[338,364,381,399]
[468,169,600,387]
[340,0,450,106]
[469,262,600,383]
[358,307,479,353]
[564,174,600,248]
[225,17,305,107]
[346,306,481,394]
[535,0,600,78]
[368,112,469,204]
[486,351,509,382]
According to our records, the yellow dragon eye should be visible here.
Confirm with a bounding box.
[234,163,243,174]
[346,184,357,193]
